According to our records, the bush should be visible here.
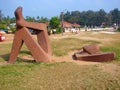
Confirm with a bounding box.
[117,27,120,32]
[56,27,62,34]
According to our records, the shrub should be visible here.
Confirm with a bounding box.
[56,27,62,34]
[117,27,120,32]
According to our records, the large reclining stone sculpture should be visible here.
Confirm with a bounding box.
[8,7,51,63]
[73,44,115,62]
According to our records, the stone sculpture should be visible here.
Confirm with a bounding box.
[73,44,115,62]
[8,7,51,63]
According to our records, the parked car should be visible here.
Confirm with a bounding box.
[2,30,8,33]
[0,35,5,42]
[29,29,39,34]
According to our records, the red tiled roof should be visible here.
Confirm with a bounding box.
[63,21,72,27]
[72,23,80,27]
[46,21,80,28]
[61,21,80,27]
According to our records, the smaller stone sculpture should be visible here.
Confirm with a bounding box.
[73,44,115,62]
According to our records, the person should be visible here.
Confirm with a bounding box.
[85,25,87,31]
[50,30,53,34]
[53,29,56,35]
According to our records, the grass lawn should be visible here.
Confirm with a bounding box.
[0,31,120,90]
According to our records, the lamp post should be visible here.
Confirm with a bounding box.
[60,9,67,35]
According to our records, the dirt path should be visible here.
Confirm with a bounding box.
[51,51,100,65]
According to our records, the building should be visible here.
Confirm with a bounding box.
[61,21,80,32]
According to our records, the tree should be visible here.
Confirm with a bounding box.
[49,16,60,29]
[36,16,40,21]
[25,16,35,22]
[86,10,96,26]
[63,11,71,22]
[109,8,120,25]
[97,9,107,26]
[0,10,3,22]
[63,9,120,26]
[2,16,10,26]
[39,17,48,23]
[10,17,15,23]
[107,12,112,25]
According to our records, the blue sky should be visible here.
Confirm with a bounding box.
[0,0,120,19]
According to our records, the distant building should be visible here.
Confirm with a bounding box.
[45,21,81,33]
[60,21,80,32]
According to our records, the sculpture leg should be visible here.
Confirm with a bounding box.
[20,27,50,62]
[37,30,51,56]
[8,28,23,63]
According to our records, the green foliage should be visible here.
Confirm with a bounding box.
[25,16,35,22]
[0,23,7,30]
[9,25,16,32]
[49,16,60,29]
[101,45,120,61]
[117,27,120,32]
[0,10,3,22]
[64,8,120,26]
[56,27,62,34]
[25,16,49,23]
[36,16,48,23]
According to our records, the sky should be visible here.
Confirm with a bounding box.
[0,0,120,19]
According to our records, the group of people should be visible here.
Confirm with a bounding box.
[48,29,56,35]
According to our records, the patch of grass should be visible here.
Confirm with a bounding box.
[0,43,12,55]
[102,47,120,61]
[0,62,120,90]
[0,63,42,90]
[0,32,120,90]
[51,38,100,56]
[0,44,12,62]
[101,42,120,61]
